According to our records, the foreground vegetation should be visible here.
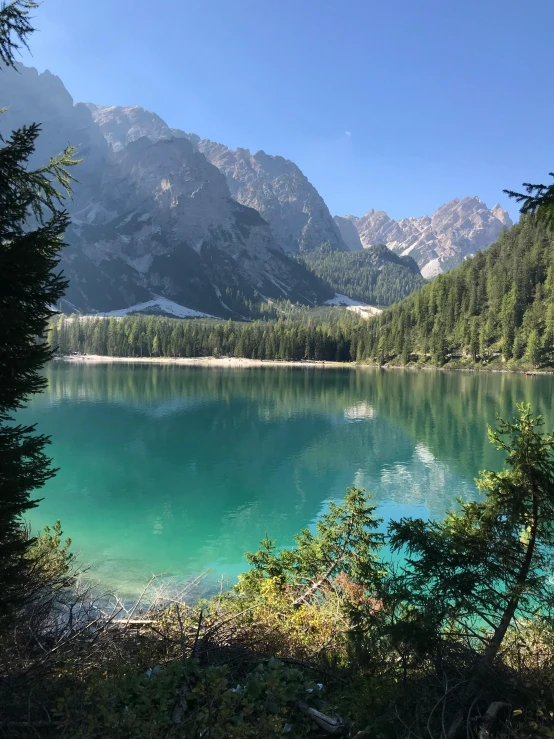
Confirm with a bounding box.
[3,406,554,738]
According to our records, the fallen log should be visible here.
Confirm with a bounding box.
[477,701,511,739]
[297,701,346,734]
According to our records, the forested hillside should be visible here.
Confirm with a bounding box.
[51,215,554,369]
[300,243,425,306]
[363,215,554,367]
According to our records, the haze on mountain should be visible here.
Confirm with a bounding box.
[1,65,330,318]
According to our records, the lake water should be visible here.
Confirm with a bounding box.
[21,362,554,596]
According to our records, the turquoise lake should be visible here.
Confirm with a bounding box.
[20,362,554,596]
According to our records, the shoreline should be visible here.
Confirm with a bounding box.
[55,355,554,375]
[55,355,353,369]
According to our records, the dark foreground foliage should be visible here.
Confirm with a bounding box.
[0,0,78,627]
[3,407,554,738]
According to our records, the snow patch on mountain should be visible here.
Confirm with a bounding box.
[325,293,370,307]
[324,294,382,319]
[97,297,217,319]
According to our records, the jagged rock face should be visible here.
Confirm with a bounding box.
[85,103,189,152]
[344,198,513,278]
[2,66,328,316]
[87,104,347,255]
[333,216,363,251]
[64,136,328,315]
[195,141,347,255]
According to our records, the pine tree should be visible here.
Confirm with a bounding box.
[239,486,383,602]
[526,328,541,368]
[388,405,554,731]
[544,303,554,359]
[502,321,515,361]
[469,318,480,361]
[505,171,554,228]
[0,0,78,624]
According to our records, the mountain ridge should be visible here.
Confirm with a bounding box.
[1,65,330,317]
[3,63,517,316]
[87,103,348,255]
[341,197,512,278]
[85,100,514,280]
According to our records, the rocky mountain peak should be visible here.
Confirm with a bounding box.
[2,64,109,208]
[64,128,329,315]
[491,203,512,226]
[85,103,347,255]
[193,140,347,254]
[4,65,329,317]
[86,103,190,152]
[342,198,513,278]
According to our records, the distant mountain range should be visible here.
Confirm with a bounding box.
[336,199,512,279]
[1,64,514,316]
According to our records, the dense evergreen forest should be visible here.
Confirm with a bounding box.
[300,243,425,306]
[50,310,367,362]
[52,216,554,369]
[362,215,554,367]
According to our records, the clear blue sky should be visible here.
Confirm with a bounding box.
[18,0,554,221]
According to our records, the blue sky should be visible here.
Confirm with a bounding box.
[18,0,554,221]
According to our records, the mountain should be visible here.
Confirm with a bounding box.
[361,216,554,368]
[1,65,110,211]
[87,104,347,255]
[301,243,425,307]
[2,66,329,317]
[333,216,363,251]
[193,141,347,255]
[5,64,516,318]
[85,103,190,152]
[342,198,512,278]
[64,135,329,316]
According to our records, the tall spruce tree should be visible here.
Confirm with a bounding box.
[0,0,78,623]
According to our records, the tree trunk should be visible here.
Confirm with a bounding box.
[448,493,539,738]
[479,493,538,675]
